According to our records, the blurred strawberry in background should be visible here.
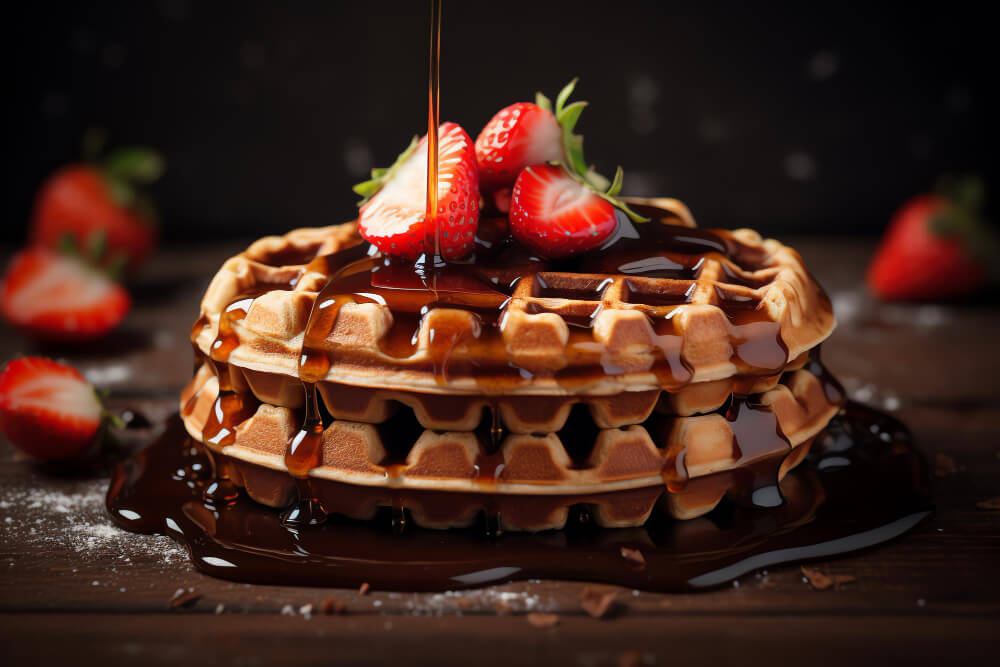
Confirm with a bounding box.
[0,247,131,342]
[0,132,159,343]
[867,176,996,302]
[30,131,164,275]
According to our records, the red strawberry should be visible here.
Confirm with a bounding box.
[31,146,164,272]
[353,122,479,260]
[867,179,994,301]
[475,102,564,193]
[0,248,131,342]
[510,164,619,258]
[0,357,106,460]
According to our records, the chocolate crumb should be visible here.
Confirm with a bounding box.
[321,598,346,615]
[618,650,643,667]
[619,546,646,570]
[581,587,618,619]
[801,566,855,590]
[976,497,1000,510]
[934,453,957,478]
[526,612,560,628]
[358,582,370,595]
[167,587,202,609]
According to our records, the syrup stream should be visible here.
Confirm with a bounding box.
[422,0,443,267]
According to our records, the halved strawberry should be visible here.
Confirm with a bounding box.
[510,164,619,258]
[353,122,479,260]
[0,357,107,460]
[0,248,131,342]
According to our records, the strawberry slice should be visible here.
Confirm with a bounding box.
[353,122,479,260]
[867,178,995,301]
[510,164,620,258]
[0,357,106,460]
[0,248,131,341]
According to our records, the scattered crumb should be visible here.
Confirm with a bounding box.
[214,604,225,615]
[526,612,559,628]
[280,604,295,616]
[658,599,672,608]
[618,650,644,667]
[581,587,618,619]
[299,603,313,619]
[934,453,957,478]
[358,582,370,595]
[976,497,1000,510]
[619,546,646,570]
[321,598,346,615]
[167,587,202,609]
[801,566,856,590]
[494,600,513,615]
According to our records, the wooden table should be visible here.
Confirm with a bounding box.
[1,238,998,666]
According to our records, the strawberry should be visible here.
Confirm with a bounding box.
[510,164,619,258]
[31,144,164,273]
[0,357,110,460]
[475,79,600,194]
[867,177,995,301]
[0,248,131,342]
[476,102,563,193]
[353,122,479,260]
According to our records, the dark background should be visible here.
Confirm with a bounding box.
[2,0,994,242]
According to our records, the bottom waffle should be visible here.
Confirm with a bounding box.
[180,364,839,526]
[201,437,818,531]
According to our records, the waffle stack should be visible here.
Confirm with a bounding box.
[181,199,841,531]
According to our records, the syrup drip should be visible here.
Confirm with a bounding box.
[107,403,932,592]
[422,0,442,264]
[281,382,329,526]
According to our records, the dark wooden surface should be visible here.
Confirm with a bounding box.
[1,238,998,666]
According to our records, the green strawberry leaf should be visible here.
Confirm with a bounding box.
[535,91,552,112]
[87,229,108,263]
[57,233,79,256]
[104,147,166,185]
[105,174,136,209]
[352,135,419,206]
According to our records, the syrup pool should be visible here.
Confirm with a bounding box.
[106,402,931,592]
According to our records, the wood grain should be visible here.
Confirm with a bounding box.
[1,239,998,665]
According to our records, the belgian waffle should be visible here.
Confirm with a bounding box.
[181,363,838,497]
[190,198,835,395]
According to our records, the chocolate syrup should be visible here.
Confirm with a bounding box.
[107,402,931,592]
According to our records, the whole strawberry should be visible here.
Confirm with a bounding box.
[867,177,995,301]
[475,79,599,194]
[353,122,479,260]
[0,357,116,460]
[31,141,164,273]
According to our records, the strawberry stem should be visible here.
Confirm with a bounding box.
[352,135,420,206]
[539,80,649,224]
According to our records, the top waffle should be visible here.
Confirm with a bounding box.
[191,198,834,396]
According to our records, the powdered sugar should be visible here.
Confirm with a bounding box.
[0,476,184,564]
